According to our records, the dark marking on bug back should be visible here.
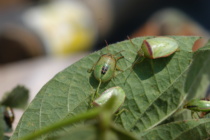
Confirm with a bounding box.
[186,105,197,109]
[101,64,109,75]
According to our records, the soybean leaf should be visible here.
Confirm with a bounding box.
[185,42,210,100]
[161,43,210,123]
[137,119,210,140]
[18,96,137,140]
[1,85,29,109]
[118,36,199,132]
[11,36,199,139]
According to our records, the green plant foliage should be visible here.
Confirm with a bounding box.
[11,36,200,140]
[18,96,137,140]
[158,44,210,123]
[185,43,210,100]
[1,85,29,109]
[49,125,138,140]
[137,119,210,140]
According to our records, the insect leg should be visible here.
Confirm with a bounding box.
[132,55,144,67]
[195,112,201,119]
[95,79,102,98]
[114,108,128,122]
[113,50,125,57]
[90,80,102,107]
[116,65,123,72]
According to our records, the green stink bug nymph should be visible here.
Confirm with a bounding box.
[141,37,179,59]
[183,98,210,118]
[129,36,179,67]
[88,42,124,98]
[92,86,126,115]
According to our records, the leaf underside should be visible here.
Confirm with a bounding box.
[11,36,200,140]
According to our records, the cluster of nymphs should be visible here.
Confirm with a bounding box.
[88,36,209,119]
[88,36,180,114]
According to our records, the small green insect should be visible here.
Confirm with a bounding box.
[92,86,126,115]
[183,98,210,118]
[88,42,124,98]
[129,36,179,66]
[140,37,179,59]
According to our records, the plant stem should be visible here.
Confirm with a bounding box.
[19,108,101,140]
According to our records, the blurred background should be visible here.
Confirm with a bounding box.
[0,0,210,130]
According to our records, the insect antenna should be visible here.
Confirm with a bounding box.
[113,50,124,57]
[127,36,138,50]
[105,40,110,54]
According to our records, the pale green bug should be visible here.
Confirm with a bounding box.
[92,86,126,115]
[183,98,210,118]
[141,37,179,59]
[88,41,124,99]
[128,36,179,66]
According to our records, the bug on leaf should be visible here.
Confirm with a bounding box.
[183,98,210,118]
[140,37,179,59]
[92,86,126,115]
[88,41,124,98]
[4,106,15,128]
[128,36,179,66]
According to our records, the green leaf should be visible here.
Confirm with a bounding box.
[18,96,137,140]
[166,41,210,123]
[1,85,29,109]
[185,43,210,100]
[11,36,199,139]
[137,119,210,140]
